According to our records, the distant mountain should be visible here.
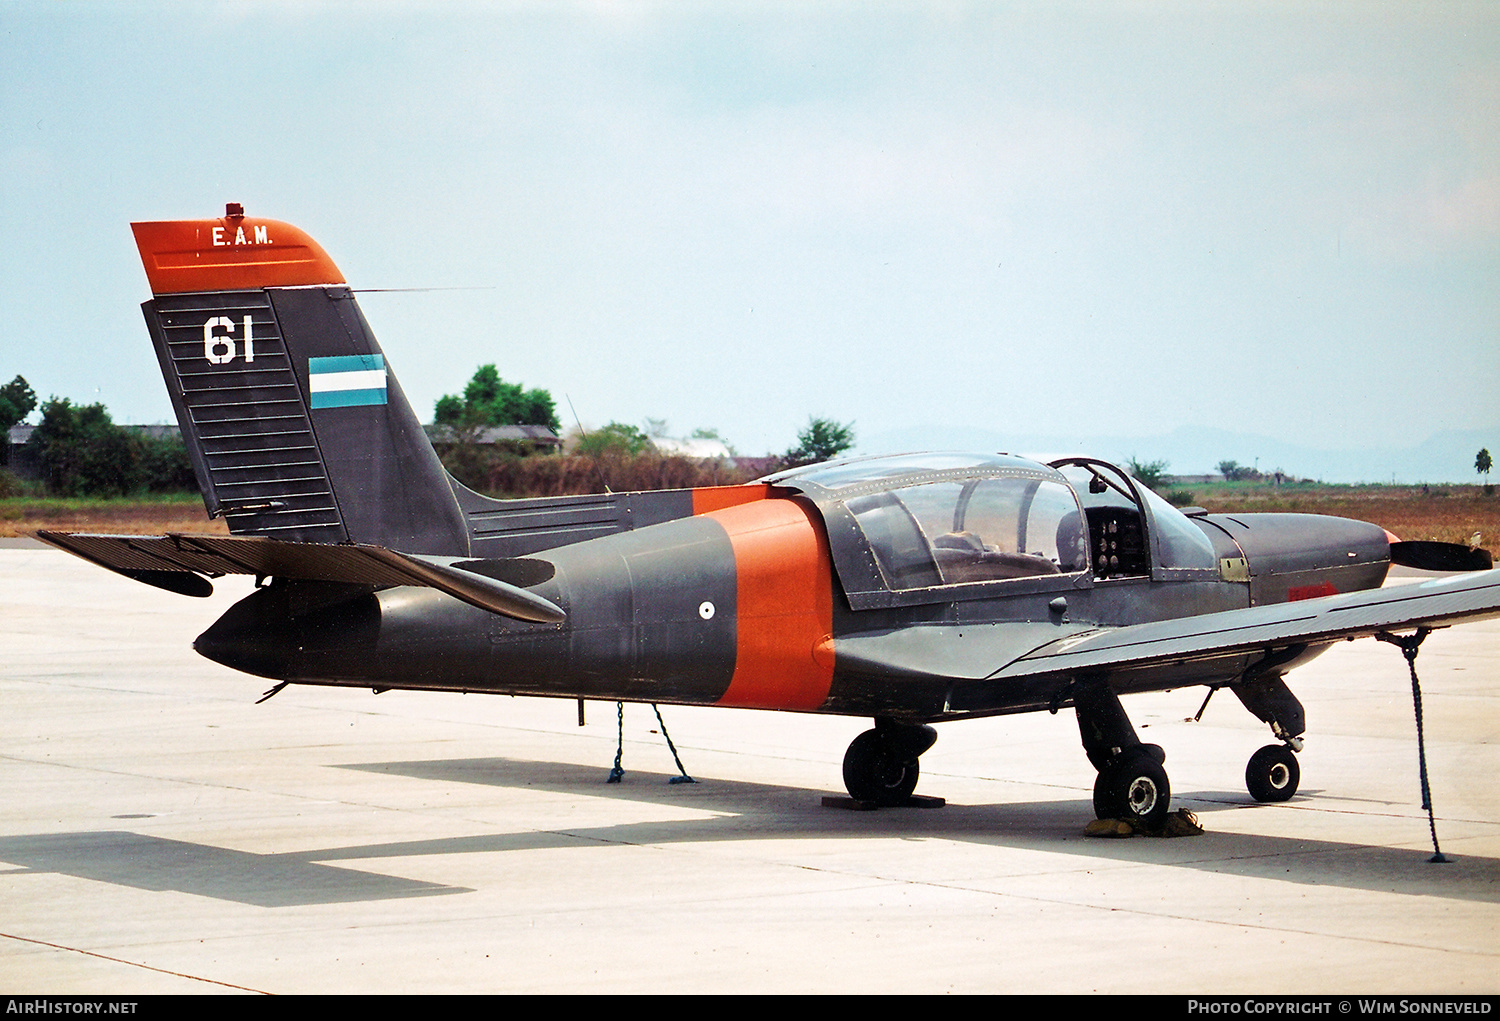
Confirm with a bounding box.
[858,424,1497,485]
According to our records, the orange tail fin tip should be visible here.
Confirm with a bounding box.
[131,203,345,294]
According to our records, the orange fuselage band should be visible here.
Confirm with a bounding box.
[706,498,835,711]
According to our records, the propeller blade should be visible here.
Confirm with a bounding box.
[1390,541,1493,572]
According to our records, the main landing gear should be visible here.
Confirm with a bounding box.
[841,718,938,806]
[1093,745,1171,828]
[841,675,1307,818]
[1073,680,1173,829]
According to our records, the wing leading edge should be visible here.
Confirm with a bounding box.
[833,571,1500,714]
[994,571,1500,679]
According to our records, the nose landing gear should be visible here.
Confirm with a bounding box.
[1233,672,1306,803]
[1246,743,1300,802]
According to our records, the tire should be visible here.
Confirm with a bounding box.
[842,729,920,806]
[1093,749,1172,829]
[1246,744,1300,802]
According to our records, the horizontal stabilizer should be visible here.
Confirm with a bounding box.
[36,531,565,624]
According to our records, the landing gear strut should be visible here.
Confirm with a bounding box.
[1073,680,1173,829]
[841,719,937,806]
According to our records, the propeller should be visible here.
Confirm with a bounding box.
[1389,540,1493,573]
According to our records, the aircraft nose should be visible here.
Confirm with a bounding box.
[1221,513,1391,603]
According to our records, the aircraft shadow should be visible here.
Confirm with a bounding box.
[335,756,1500,905]
[6,760,1488,909]
[0,830,469,908]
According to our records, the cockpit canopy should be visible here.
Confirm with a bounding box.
[762,452,1218,609]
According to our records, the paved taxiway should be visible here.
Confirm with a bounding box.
[3,542,1499,994]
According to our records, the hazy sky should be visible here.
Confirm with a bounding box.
[3,1,1497,464]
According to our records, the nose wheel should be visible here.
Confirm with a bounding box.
[1246,743,1300,802]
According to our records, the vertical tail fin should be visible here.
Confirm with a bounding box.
[132,207,468,556]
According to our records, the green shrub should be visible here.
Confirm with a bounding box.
[24,399,196,497]
[138,433,196,492]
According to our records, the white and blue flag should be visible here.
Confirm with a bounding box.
[309,354,387,409]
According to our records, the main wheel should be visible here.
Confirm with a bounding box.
[842,729,920,806]
[1246,744,1300,802]
[1093,749,1171,829]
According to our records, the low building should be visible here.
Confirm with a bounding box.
[650,436,735,461]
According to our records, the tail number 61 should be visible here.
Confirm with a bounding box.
[204,316,254,365]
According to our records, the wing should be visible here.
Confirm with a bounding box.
[992,571,1500,679]
[35,531,565,624]
[833,571,1500,712]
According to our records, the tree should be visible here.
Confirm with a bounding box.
[1217,459,1259,482]
[1477,448,1492,484]
[782,417,855,469]
[0,374,36,470]
[0,375,35,433]
[575,421,652,457]
[1126,457,1169,491]
[27,398,141,497]
[434,364,560,434]
[137,431,196,492]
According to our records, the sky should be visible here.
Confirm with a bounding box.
[3,1,1497,479]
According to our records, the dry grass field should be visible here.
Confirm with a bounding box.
[5,482,1495,555]
[0,496,228,539]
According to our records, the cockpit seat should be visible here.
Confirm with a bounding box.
[933,532,1060,583]
[932,531,985,553]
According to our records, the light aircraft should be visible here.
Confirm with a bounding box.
[40,205,1500,830]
